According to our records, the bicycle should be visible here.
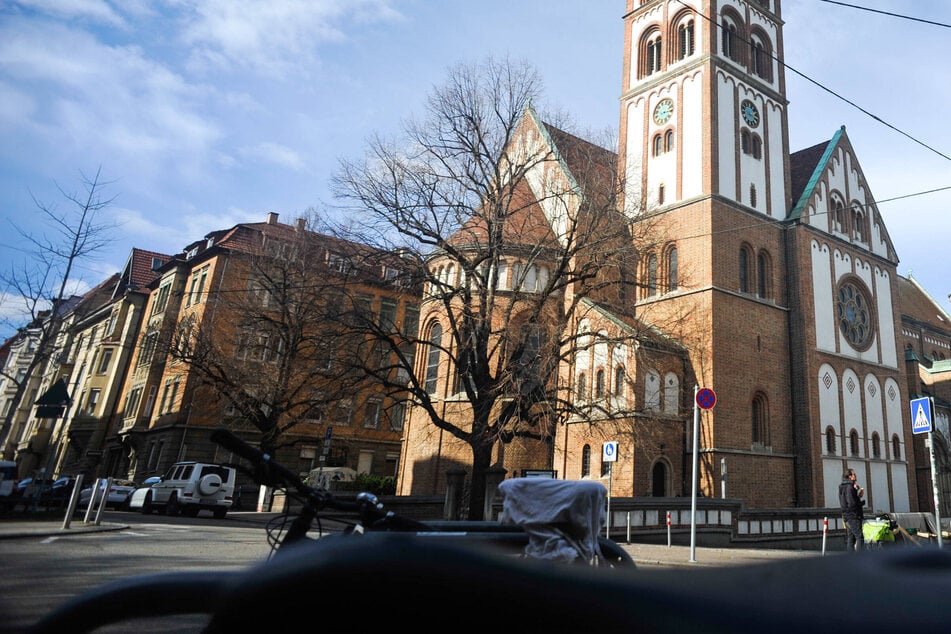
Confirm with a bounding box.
[30,428,635,633]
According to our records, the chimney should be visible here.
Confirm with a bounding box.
[266,212,279,225]
[296,218,306,232]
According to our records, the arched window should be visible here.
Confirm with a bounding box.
[595,369,606,398]
[751,135,762,159]
[678,19,695,59]
[872,432,881,459]
[645,369,661,412]
[646,32,662,75]
[647,254,658,296]
[658,184,665,206]
[749,33,773,81]
[892,434,901,460]
[652,134,663,156]
[652,461,668,497]
[831,195,846,233]
[752,393,768,444]
[741,130,751,154]
[424,323,442,394]
[757,251,770,299]
[739,246,751,293]
[576,372,588,401]
[852,206,866,242]
[667,246,678,291]
[581,444,591,477]
[639,28,663,78]
[826,427,837,454]
[664,129,674,152]
[663,372,679,414]
[721,17,739,61]
[614,365,626,400]
[849,429,860,457]
[750,184,757,208]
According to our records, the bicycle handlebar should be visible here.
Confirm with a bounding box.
[211,429,305,491]
[211,428,389,525]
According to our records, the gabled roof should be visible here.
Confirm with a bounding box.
[117,248,172,298]
[534,113,618,211]
[898,274,951,334]
[788,127,846,222]
[578,297,687,354]
[447,107,619,251]
[787,126,898,262]
[71,273,121,321]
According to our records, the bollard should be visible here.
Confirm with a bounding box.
[667,510,672,547]
[821,516,828,556]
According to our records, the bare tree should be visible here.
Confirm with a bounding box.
[332,58,685,519]
[166,213,404,455]
[0,168,116,453]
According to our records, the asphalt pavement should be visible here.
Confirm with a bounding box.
[0,511,832,568]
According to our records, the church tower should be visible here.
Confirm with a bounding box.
[619,0,798,506]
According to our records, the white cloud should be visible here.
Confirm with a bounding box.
[10,0,127,27]
[0,19,222,161]
[177,0,403,76]
[239,142,306,171]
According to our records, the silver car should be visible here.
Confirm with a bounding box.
[78,479,138,510]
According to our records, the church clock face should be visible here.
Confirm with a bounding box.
[836,280,873,349]
[741,100,760,127]
[653,98,674,125]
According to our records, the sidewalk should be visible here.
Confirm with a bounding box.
[0,512,831,567]
[621,541,827,567]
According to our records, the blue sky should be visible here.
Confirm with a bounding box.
[1,0,949,339]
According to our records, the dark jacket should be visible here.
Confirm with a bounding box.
[839,478,865,518]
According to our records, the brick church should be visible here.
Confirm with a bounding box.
[398,0,951,513]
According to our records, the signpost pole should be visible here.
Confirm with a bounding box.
[911,396,942,548]
[689,386,717,564]
[602,441,618,539]
[928,428,942,549]
[689,385,700,563]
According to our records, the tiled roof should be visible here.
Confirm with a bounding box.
[542,122,618,208]
[447,109,619,251]
[127,248,172,290]
[898,274,951,333]
[788,139,830,218]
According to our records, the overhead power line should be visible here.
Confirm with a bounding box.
[674,0,951,162]
[819,1,951,29]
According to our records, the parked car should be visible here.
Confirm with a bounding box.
[78,479,138,510]
[126,476,161,506]
[15,477,53,498]
[41,476,77,507]
[127,463,235,519]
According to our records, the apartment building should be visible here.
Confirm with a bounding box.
[109,213,420,485]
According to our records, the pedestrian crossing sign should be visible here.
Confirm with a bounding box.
[910,397,933,435]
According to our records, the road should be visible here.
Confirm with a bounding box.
[0,511,276,633]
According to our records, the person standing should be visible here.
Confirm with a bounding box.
[839,468,866,552]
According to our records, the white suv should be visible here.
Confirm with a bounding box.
[132,462,236,519]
